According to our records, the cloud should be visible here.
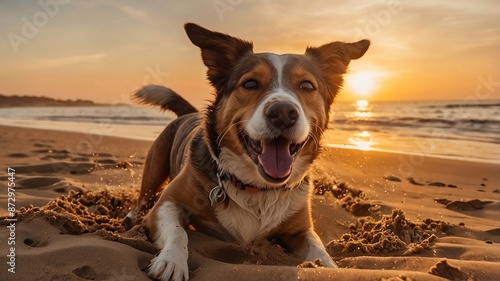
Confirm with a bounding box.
[118,5,147,20]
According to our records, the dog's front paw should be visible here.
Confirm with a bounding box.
[148,251,189,281]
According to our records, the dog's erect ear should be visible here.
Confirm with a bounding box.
[185,23,254,90]
[305,39,370,108]
[305,39,370,74]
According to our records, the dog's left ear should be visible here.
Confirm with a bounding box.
[305,39,370,74]
[305,39,370,104]
[185,23,254,91]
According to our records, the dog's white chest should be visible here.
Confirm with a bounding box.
[215,185,309,243]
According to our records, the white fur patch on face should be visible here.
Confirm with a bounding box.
[246,89,310,142]
[215,182,311,243]
[246,53,310,143]
[148,201,189,281]
[266,53,286,88]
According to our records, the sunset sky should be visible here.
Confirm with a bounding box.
[1,0,499,107]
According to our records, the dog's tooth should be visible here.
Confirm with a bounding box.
[253,140,263,154]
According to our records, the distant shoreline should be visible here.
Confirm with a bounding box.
[0,94,110,108]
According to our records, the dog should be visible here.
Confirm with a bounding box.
[124,23,369,281]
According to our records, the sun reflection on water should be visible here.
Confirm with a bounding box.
[349,100,375,150]
[351,100,372,118]
[356,99,369,109]
[348,130,374,151]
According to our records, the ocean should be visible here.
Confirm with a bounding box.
[1,100,499,163]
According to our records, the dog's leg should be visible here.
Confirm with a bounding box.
[302,229,337,267]
[145,201,189,281]
[280,228,337,268]
[136,131,173,209]
[124,127,174,228]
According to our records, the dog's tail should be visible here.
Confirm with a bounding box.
[133,85,198,116]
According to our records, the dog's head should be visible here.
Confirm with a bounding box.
[185,23,369,189]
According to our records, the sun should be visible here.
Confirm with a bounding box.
[345,71,378,97]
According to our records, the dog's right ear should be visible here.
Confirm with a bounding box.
[185,23,254,91]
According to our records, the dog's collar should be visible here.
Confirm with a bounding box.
[220,173,266,193]
[206,145,303,206]
[208,172,305,207]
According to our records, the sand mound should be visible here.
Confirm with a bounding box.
[312,169,378,216]
[445,199,493,211]
[327,209,447,257]
[10,189,137,234]
[429,259,472,280]
[2,188,159,263]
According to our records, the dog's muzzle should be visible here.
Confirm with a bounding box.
[240,101,307,183]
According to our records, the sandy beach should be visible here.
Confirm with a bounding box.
[1,125,499,281]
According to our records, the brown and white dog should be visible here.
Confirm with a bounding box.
[125,23,369,280]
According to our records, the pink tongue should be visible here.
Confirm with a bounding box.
[257,137,293,179]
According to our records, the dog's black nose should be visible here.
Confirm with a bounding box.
[265,101,299,129]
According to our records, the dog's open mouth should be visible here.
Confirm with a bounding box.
[239,133,305,182]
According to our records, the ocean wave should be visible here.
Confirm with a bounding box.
[332,117,500,129]
[424,102,500,109]
[36,114,172,126]
[39,115,171,122]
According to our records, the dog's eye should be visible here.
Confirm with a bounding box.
[300,81,315,91]
[242,79,258,90]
